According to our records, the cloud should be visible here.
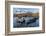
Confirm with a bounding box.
[13,8,39,14]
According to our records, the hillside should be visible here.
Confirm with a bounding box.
[14,13,39,17]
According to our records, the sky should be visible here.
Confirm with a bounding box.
[13,8,39,14]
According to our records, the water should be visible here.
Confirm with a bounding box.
[13,17,39,28]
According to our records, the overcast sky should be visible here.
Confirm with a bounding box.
[13,8,39,14]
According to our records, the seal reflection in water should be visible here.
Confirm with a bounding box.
[13,16,39,28]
